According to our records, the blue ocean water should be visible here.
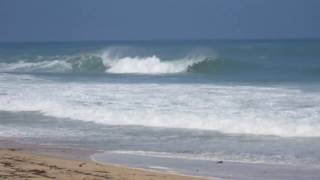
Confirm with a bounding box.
[0,40,320,179]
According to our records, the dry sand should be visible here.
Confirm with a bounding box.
[0,139,205,180]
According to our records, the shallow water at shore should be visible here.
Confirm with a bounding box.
[92,151,320,180]
[1,111,320,179]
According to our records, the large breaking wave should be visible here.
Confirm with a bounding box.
[0,49,218,74]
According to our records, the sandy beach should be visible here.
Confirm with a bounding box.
[0,139,204,180]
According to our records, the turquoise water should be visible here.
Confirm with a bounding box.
[0,40,320,179]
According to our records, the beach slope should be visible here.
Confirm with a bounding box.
[0,149,203,180]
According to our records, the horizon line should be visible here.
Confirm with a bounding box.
[1,37,320,44]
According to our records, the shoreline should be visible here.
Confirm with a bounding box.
[0,138,206,180]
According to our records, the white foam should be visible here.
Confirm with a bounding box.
[0,47,212,74]
[98,48,206,74]
[0,53,205,74]
[1,76,320,137]
[104,55,197,74]
[0,60,72,73]
[0,73,40,81]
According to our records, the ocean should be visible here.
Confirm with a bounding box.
[0,40,320,179]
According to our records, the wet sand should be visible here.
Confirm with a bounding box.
[0,139,205,180]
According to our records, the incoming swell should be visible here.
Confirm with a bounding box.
[0,53,218,74]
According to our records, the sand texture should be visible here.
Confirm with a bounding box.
[0,148,203,180]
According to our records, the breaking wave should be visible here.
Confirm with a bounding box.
[0,60,73,73]
[105,55,197,74]
[0,49,224,74]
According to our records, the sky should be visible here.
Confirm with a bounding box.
[0,0,319,41]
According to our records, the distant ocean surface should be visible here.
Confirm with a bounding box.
[1,40,320,179]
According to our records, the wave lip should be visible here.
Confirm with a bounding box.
[104,55,200,74]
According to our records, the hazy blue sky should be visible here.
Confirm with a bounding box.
[0,0,319,41]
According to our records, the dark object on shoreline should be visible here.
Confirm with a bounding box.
[216,161,223,164]
[8,148,22,151]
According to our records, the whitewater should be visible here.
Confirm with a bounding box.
[1,40,320,179]
[0,50,208,74]
[1,73,320,137]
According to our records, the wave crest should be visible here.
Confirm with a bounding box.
[0,52,216,74]
[104,55,203,74]
[0,60,72,73]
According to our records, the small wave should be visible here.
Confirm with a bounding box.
[0,60,72,73]
[187,57,258,74]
